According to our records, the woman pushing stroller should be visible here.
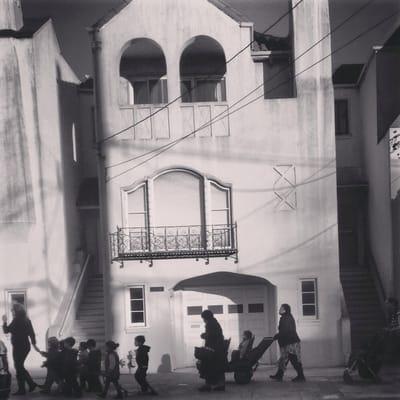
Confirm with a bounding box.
[270,303,306,382]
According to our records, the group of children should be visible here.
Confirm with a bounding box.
[38,335,157,398]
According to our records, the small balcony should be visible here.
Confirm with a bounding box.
[110,224,238,263]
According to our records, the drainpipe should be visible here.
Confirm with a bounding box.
[87,26,112,339]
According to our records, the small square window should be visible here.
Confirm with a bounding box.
[300,279,318,319]
[187,306,203,316]
[208,305,223,315]
[228,304,243,314]
[248,303,264,313]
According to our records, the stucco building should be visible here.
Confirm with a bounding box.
[88,0,344,370]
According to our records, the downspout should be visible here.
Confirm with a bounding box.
[87,26,112,339]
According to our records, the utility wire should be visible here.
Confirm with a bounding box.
[106,0,375,171]
[99,0,304,144]
[106,5,397,182]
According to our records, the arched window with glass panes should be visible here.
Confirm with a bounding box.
[122,169,233,253]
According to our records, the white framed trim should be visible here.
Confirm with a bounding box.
[298,278,319,321]
[124,284,149,330]
[4,289,28,321]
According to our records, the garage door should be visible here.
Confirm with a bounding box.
[181,285,272,367]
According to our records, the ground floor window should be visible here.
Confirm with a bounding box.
[127,286,147,327]
[300,279,318,319]
[6,289,27,320]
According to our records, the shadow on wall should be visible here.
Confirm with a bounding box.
[158,354,172,373]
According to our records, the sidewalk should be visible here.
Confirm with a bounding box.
[17,365,400,400]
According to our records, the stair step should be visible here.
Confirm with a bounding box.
[81,298,104,305]
[80,302,104,310]
[78,310,105,318]
[74,319,105,328]
[76,314,105,321]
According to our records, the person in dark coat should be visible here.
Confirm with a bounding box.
[198,310,226,392]
[61,337,82,398]
[86,339,103,393]
[134,335,157,395]
[97,341,125,399]
[2,303,40,395]
[270,303,305,382]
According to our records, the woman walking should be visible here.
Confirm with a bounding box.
[198,310,226,392]
[270,303,305,382]
[2,303,40,395]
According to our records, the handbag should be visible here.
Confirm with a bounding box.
[194,346,215,361]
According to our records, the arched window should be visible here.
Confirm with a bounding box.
[120,169,233,255]
[119,38,168,106]
[180,36,227,103]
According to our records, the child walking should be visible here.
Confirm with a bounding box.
[78,342,89,391]
[87,339,103,393]
[98,341,126,399]
[134,336,157,395]
[61,337,82,398]
[39,337,62,394]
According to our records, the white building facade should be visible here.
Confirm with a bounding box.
[92,0,346,370]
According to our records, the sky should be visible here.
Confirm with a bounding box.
[20,0,400,80]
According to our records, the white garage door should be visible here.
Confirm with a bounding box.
[181,285,272,367]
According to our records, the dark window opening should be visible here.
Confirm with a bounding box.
[180,35,227,103]
[228,304,243,314]
[187,306,203,316]
[248,303,264,313]
[335,99,350,136]
[208,305,223,314]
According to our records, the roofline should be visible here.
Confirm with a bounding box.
[92,0,252,30]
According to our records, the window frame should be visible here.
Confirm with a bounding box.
[125,285,148,328]
[299,278,319,320]
[121,76,168,107]
[334,98,351,137]
[180,76,227,103]
[5,289,27,321]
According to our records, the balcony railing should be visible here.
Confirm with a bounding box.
[110,224,238,263]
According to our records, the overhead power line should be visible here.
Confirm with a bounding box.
[106,4,398,182]
[99,0,305,144]
[106,0,375,171]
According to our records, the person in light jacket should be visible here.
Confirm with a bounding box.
[270,304,305,382]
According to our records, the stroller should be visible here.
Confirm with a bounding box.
[226,337,274,384]
[343,330,387,384]
[0,341,11,400]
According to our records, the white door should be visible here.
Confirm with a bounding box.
[181,285,271,367]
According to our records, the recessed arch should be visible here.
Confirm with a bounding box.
[180,35,227,103]
[119,38,168,105]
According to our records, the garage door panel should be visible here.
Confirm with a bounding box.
[181,285,272,367]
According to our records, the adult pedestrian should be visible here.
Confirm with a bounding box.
[2,303,40,395]
[270,303,305,382]
[198,310,226,392]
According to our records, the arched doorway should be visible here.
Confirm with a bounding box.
[173,272,277,368]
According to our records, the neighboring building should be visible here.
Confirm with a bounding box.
[89,0,344,370]
[0,0,87,366]
[333,20,400,350]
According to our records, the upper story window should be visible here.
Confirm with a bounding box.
[119,38,168,106]
[335,99,350,136]
[180,36,227,103]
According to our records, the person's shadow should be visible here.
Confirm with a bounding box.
[157,354,172,373]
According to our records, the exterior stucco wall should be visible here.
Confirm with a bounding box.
[95,0,343,369]
[0,21,82,367]
[359,57,394,296]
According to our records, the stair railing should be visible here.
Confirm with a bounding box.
[48,253,91,339]
[366,247,387,313]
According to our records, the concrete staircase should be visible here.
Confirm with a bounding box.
[340,268,385,352]
[70,274,106,346]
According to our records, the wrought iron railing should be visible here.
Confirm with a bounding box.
[110,224,238,263]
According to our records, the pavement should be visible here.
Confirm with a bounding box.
[9,365,400,400]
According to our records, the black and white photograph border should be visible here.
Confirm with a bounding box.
[0,0,400,399]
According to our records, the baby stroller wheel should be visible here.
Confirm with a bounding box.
[343,369,353,384]
[234,370,253,385]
